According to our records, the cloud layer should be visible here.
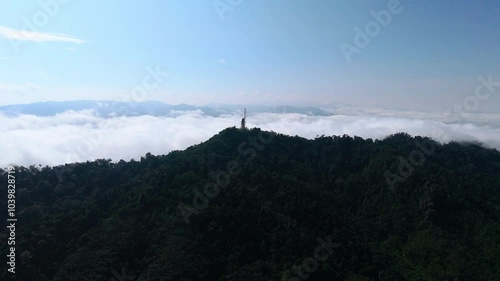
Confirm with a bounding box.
[2,110,500,167]
[0,25,87,44]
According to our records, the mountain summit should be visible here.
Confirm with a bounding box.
[1,128,499,280]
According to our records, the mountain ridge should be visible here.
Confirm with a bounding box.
[0,100,333,117]
[1,127,499,280]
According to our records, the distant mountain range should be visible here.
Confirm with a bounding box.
[5,100,498,129]
[0,100,333,117]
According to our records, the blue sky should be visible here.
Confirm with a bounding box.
[0,0,499,111]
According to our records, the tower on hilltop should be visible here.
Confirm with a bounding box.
[240,108,247,130]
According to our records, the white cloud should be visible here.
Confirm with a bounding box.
[1,110,500,167]
[0,25,87,44]
[218,58,227,64]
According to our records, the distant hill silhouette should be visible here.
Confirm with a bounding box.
[0,101,333,117]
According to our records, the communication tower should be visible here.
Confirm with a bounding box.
[240,108,247,130]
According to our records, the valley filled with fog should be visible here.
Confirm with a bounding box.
[2,101,499,167]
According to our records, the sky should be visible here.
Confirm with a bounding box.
[0,0,499,112]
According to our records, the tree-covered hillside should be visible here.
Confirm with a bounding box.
[1,127,499,281]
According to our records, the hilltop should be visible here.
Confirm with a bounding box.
[1,128,499,281]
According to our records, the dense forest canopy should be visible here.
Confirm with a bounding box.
[1,127,499,281]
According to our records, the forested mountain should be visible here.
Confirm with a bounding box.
[1,127,499,281]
